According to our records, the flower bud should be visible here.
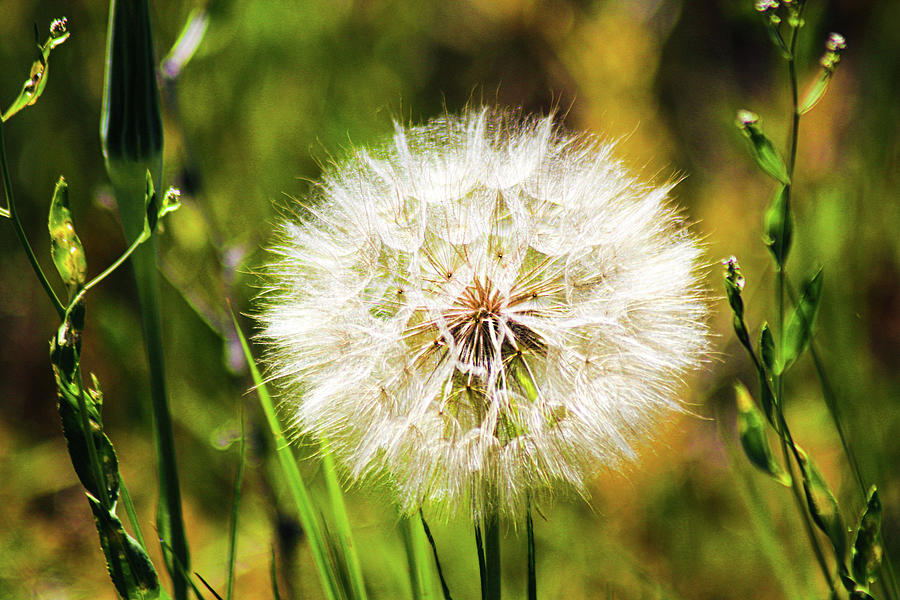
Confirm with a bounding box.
[100,0,164,242]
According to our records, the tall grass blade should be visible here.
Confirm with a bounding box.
[321,446,367,600]
[400,515,431,600]
[226,407,246,600]
[229,306,340,600]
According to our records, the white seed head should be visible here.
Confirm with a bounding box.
[257,108,709,520]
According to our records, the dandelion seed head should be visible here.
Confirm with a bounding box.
[257,108,709,519]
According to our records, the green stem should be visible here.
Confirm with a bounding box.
[483,511,501,600]
[526,503,536,600]
[771,12,835,594]
[131,237,191,600]
[420,511,453,600]
[0,118,65,318]
[67,229,148,310]
[226,407,245,600]
[777,410,834,593]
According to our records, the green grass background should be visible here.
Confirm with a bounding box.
[1,0,898,598]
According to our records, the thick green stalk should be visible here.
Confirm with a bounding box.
[132,228,191,600]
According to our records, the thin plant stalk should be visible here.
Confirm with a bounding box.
[526,503,536,600]
[226,406,246,600]
[772,9,833,593]
[0,118,65,317]
[119,479,148,552]
[420,511,453,600]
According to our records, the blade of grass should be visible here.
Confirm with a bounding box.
[320,445,367,600]
[270,546,283,600]
[229,305,340,600]
[400,514,431,600]
[119,479,148,552]
[226,406,246,600]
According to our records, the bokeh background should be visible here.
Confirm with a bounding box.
[1,0,898,598]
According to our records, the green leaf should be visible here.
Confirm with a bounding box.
[735,383,791,487]
[88,496,161,600]
[780,269,824,373]
[736,110,791,185]
[796,447,848,567]
[48,176,87,296]
[799,70,834,115]
[759,324,776,373]
[851,486,883,591]
[763,185,792,268]
[57,385,120,506]
[756,324,777,424]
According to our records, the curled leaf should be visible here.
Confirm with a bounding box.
[735,383,791,487]
[736,110,790,185]
[796,447,847,566]
[851,486,883,591]
[763,185,792,268]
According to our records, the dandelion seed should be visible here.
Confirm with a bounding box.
[257,108,709,519]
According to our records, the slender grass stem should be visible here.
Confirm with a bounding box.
[226,406,246,600]
[119,479,148,551]
[73,368,113,510]
[420,511,453,600]
[786,278,900,599]
[0,118,65,318]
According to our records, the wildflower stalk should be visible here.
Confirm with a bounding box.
[771,5,835,592]
[101,0,189,596]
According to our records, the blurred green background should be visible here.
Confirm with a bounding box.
[1,0,899,598]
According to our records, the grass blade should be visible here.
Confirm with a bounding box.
[226,407,246,600]
[229,305,340,600]
[321,445,367,599]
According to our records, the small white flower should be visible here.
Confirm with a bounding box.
[257,108,708,519]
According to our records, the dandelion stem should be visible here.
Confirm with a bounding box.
[526,502,536,600]
[483,511,501,600]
